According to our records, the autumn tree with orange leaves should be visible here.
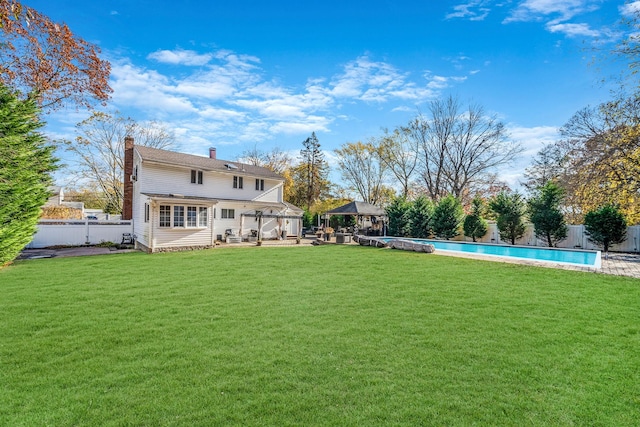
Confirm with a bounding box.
[0,0,111,110]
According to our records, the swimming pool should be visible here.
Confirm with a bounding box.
[377,237,601,269]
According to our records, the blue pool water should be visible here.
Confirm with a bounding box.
[378,238,601,268]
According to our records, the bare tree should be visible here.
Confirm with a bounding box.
[334,140,388,205]
[405,95,520,203]
[239,144,292,174]
[64,111,174,213]
[377,127,419,199]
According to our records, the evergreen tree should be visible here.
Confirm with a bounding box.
[408,195,434,238]
[291,132,330,211]
[463,196,488,242]
[489,191,526,245]
[527,182,568,247]
[584,204,627,252]
[432,194,463,239]
[300,132,328,210]
[386,197,411,237]
[0,85,58,266]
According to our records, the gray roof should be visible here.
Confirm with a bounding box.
[135,145,284,180]
[326,201,386,216]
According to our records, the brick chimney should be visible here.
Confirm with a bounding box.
[209,147,216,159]
[123,136,134,220]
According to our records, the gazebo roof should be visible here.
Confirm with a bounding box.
[326,201,386,216]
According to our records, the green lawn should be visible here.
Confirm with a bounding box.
[1,246,639,426]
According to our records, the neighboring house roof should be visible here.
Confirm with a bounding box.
[326,201,386,216]
[135,146,284,180]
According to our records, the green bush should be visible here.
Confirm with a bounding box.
[584,204,627,252]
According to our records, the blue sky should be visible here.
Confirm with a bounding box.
[27,0,638,188]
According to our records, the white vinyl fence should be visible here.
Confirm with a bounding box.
[463,223,640,253]
[27,219,133,248]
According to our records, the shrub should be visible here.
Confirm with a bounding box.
[584,204,627,252]
[433,195,463,240]
[463,196,488,242]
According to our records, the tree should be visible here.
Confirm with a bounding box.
[240,144,292,174]
[0,1,111,110]
[527,182,568,247]
[489,191,526,245]
[334,140,387,205]
[432,195,463,240]
[65,111,174,214]
[584,204,628,253]
[377,127,419,199]
[290,132,330,211]
[522,144,568,192]
[405,95,520,203]
[408,195,434,238]
[463,196,488,242]
[554,97,640,224]
[385,197,411,237]
[0,84,57,266]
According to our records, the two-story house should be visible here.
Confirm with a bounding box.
[123,137,303,252]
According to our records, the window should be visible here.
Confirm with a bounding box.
[199,207,208,227]
[159,205,208,228]
[159,205,171,227]
[221,208,235,219]
[187,206,197,227]
[233,176,243,189]
[144,203,150,223]
[255,179,264,191]
[191,170,203,184]
[174,206,185,227]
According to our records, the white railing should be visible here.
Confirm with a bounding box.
[27,219,133,248]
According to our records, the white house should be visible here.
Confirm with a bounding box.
[123,137,303,252]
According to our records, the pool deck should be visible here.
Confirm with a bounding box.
[431,249,640,278]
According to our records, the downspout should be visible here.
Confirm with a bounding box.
[210,203,215,247]
[149,200,155,253]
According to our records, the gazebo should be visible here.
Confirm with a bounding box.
[325,201,387,236]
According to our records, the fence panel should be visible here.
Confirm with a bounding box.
[27,220,133,248]
[458,223,639,253]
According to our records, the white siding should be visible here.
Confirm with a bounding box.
[139,162,282,202]
[152,227,213,250]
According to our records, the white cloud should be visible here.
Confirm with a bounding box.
[620,1,640,17]
[505,0,599,23]
[446,1,491,21]
[503,124,560,187]
[110,62,197,115]
[547,22,600,37]
[329,57,409,101]
[147,48,213,66]
[501,0,606,38]
[103,50,470,154]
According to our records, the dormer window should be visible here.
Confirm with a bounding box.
[233,176,243,189]
[191,170,203,184]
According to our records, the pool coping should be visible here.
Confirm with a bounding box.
[372,237,602,270]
